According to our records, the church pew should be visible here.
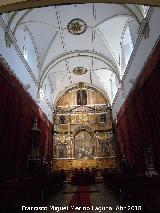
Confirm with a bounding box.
[0,173,66,212]
[103,172,160,212]
[71,168,96,185]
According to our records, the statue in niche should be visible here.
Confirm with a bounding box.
[99,114,106,123]
[59,115,66,124]
[99,142,110,157]
[53,146,57,158]
[77,90,87,105]
[59,144,67,158]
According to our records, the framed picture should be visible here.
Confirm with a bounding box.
[99,113,106,123]
[59,115,66,124]
[77,90,87,105]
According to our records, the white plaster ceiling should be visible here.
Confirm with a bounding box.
[5,3,145,104]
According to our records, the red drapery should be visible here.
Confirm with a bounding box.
[0,61,53,177]
[115,41,160,174]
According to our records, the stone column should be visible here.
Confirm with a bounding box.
[95,133,99,158]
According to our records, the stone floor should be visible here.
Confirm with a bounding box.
[44,183,123,213]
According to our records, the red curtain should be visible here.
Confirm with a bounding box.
[0,61,53,177]
[115,46,160,174]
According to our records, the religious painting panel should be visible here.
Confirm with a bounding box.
[78,113,88,124]
[69,91,76,106]
[77,90,87,105]
[99,113,106,123]
[70,114,77,124]
[98,141,110,157]
[98,133,107,141]
[59,144,67,158]
[106,130,113,141]
[59,115,66,124]
[89,114,97,124]
[75,131,94,159]
[57,125,68,132]
[88,90,96,105]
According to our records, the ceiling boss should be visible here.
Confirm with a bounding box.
[68,19,87,35]
[73,67,88,75]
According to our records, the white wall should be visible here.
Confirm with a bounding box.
[0,25,38,100]
[15,28,40,79]
[0,16,53,122]
[112,7,160,119]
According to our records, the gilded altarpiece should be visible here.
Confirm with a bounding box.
[52,83,116,170]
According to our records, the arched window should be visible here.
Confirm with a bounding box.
[16,28,39,78]
[141,6,149,18]
[122,26,134,67]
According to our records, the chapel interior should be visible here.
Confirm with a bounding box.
[0,1,160,212]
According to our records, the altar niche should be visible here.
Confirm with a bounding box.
[59,115,66,124]
[77,90,87,105]
[74,131,94,159]
[59,143,67,158]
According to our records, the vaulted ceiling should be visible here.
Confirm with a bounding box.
[3,3,146,104]
[0,0,158,13]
